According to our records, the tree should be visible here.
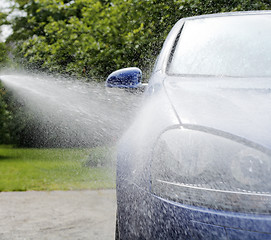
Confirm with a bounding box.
[0,83,12,144]
[4,0,271,79]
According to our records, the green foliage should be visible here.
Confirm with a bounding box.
[0,85,42,147]
[5,0,270,79]
[0,10,11,69]
[0,42,9,67]
[0,83,12,144]
[3,0,271,78]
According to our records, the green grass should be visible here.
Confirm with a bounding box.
[0,145,116,191]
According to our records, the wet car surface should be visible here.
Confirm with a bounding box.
[108,11,271,240]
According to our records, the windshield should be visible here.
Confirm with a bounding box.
[168,14,271,77]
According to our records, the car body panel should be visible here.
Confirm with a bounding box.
[164,77,271,149]
[117,181,271,239]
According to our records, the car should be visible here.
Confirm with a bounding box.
[106,11,271,239]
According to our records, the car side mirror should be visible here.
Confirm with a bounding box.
[106,67,143,89]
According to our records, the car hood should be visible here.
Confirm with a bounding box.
[164,77,271,149]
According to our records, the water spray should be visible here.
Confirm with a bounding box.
[0,72,142,148]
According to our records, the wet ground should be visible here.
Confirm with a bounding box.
[0,190,116,240]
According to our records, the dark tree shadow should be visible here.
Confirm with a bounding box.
[0,155,14,160]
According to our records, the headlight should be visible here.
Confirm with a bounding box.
[151,128,271,214]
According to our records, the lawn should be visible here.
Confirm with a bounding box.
[0,145,116,191]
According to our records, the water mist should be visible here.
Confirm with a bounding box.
[0,72,142,148]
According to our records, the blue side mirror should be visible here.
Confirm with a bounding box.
[106,67,142,88]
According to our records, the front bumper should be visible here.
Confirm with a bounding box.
[117,180,271,239]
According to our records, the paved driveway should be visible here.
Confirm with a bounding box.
[0,190,116,240]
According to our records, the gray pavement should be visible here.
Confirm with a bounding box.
[0,190,116,240]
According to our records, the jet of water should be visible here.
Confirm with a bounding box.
[0,72,142,147]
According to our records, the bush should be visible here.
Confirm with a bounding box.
[0,83,12,144]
